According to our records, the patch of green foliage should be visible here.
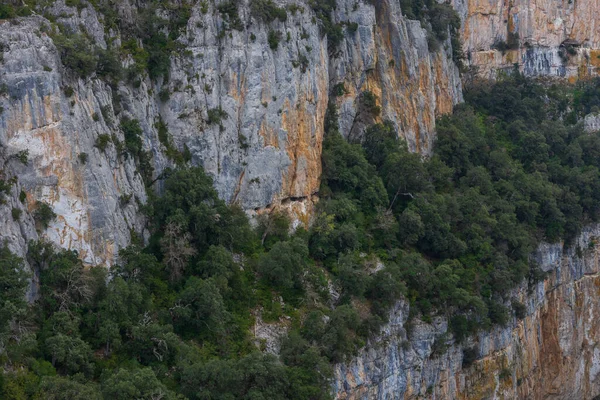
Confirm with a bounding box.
[250,0,287,23]
[49,27,122,82]
[308,0,344,50]
[95,134,112,152]
[268,29,281,50]
[108,1,191,81]
[0,4,32,19]
[206,107,229,125]
[571,77,600,119]
[314,71,600,340]
[0,165,333,398]
[34,202,56,229]
[120,118,154,184]
[156,117,189,165]
[217,0,244,31]
[51,32,98,78]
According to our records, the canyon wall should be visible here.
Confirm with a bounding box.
[0,0,461,265]
[335,224,600,400]
[2,0,600,398]
[453,0,600,78]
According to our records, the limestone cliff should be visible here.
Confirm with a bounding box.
[0,0,461,264]
[334,224,600,400]
[330,0,462,152]
[453,0,600,78]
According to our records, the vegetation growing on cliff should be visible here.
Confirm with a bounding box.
[316,72,600,340]
[2,74,600,398]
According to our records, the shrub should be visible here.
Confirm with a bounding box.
[0,5,16,19]
[308,0,344,48]
[217,1,244,31]
[52,33,97,78]
[121,118,143,156]
[64,86,74,97]
[250,0,287,23]
[361,90,381,116]
[207,107,228,125]
[346,22,358,34]
[11,208,21,220]
[462,347,478,368]
[95,134,112,152]
[268,30,281,50]
[78,152,88,164]
[512,301,527,319]
[493,32,520,53]
[34,202,56,229]
[96,47,123,81]
[158,88,170,102]
[331,83,346,97]
[14,150,28,165]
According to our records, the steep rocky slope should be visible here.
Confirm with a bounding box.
[453,0,600,78]
[0,0,461,265]
[335,224,600,399]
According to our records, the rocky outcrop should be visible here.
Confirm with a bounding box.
[0,0,462,264]
[334,224,600,400]
[585,113,600,133]
[453,0,600,78]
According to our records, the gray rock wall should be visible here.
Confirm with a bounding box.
[0,0,462,264]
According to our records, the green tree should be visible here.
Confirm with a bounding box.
[0,246,30,359]
[37,376,101,400]
[101,367,178,400]
[172,277,230,341]
[258,238,309,291]
[42,312,94,375]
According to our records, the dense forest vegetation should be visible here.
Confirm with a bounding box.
[2,70,600,398]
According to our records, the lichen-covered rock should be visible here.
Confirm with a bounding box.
[0,0,462,264]
[334,224,600,399]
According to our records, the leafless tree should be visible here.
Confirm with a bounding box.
[160,222,197,281]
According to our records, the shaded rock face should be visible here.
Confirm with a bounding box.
[334,224,600,400]
[453,0,600,78]
[0,0,462,264]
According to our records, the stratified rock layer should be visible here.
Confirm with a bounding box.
[334,224,600,400]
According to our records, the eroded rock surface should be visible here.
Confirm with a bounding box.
[454,0,600,78]
[0,0,461,263]
[335,225,600,400]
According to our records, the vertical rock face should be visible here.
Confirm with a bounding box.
[334,224,600,400]
[453,0,600,78]
[0,0,462,264]
[0,16,147,266]
[331,0,462,153]
[162,1,329,211]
